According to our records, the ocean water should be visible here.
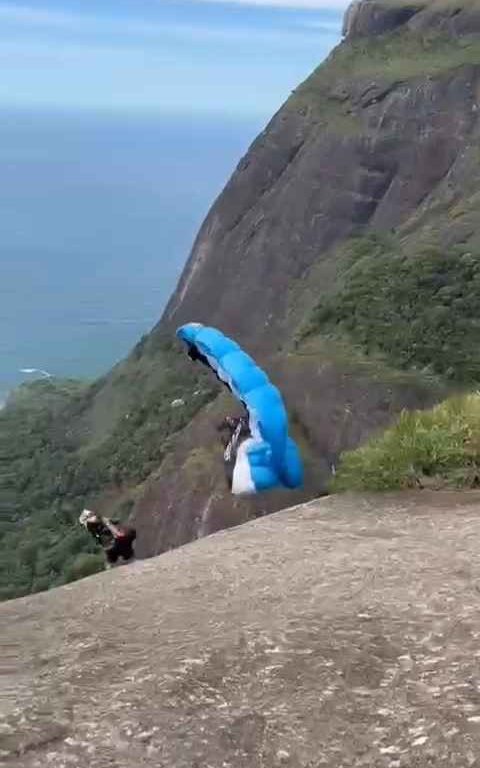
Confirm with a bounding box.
[0,108,262,403]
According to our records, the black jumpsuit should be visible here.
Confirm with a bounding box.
[86,519,136,564]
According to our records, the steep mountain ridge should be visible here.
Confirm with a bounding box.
[3,0,480,596]
[130,0,480,552]
[160,0,480,346]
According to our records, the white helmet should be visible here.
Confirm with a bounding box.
[79,508,97,527]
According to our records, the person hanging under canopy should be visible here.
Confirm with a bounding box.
[176,322,303,495]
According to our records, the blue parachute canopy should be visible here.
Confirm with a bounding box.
[176,322,303,495]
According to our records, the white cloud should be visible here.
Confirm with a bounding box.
[0,3,76,27]
[191,0,350,8]
[0,0,350,31]
[0,2,342,47]
[0,3,342,114]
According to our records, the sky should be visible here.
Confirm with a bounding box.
[0,0,349,117]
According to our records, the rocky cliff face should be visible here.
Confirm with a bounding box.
[344,0,480,39]
[341,0,419,38]
[4,492,480,767]
[160,0,480,349]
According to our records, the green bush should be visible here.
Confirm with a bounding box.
[332,393,480,491]
[300,236,480,384]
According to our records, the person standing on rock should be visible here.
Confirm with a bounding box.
[79,509,136,568]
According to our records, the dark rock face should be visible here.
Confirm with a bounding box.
[4,492,480,767]
[160,66,480,352]
[409,2,480,36]
[342,0,480,40]
[342,0,421,39]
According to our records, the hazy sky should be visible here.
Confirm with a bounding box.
[0,0,349,117]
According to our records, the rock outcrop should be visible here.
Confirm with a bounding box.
[343,0,480,40]
[342,0,420,39]
[3,491,480,767]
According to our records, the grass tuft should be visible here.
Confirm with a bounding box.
[332,393,480,491]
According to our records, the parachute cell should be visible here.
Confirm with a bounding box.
[176,322,304,495]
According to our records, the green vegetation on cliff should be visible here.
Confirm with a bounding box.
[300,235,480,384]
[332,393,480,491]
[0,349,217,600]
[292,26,480,129]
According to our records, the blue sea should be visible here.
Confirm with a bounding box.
[0,108,263,404]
